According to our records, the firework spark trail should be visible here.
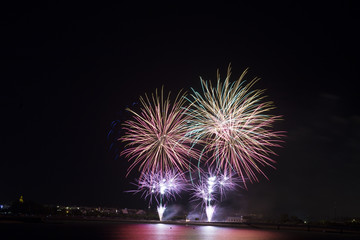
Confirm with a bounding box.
[120,87,199,177]
[186,66,284,186]
[118,66,284,222]
[128,170,187,206]
[191,171,241,203]
[190,169,242,221]
[128,170,187,220]
[157,205,166,221]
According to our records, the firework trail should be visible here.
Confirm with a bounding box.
[120,87,199,177]
[186,65,284,186]
[118,66,284,221]
[190,169,242,221]
[121,87,199,220]
[129,170,186,205]
[128,170,187,221]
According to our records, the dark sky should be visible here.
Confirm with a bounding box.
[1,2,359,220]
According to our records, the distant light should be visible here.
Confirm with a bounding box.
[0,205,3,209]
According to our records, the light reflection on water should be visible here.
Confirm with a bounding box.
[112,223,285,240]
[1,222,359,240]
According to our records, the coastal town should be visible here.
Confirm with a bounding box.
[2,196,360,236]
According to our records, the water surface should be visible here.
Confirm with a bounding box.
[1,222,359,240]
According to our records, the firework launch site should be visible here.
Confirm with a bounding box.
[2,201,360,236]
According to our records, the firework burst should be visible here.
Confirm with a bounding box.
[190,169,242,221]
[121,87,198,177]
[191,170,241,204]
[186,65,284,186]
[128,170,187,221]
[129,170,187,205]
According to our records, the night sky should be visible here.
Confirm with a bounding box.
[2,2,360,220]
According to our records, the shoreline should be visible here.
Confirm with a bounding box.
[1,215,360,235]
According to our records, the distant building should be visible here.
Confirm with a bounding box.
[226,216,243,222]
[0,204,10,209]
[136,209,146,215]
[227,213,263,223]
[0,204,11,214]
[121,208,146,215]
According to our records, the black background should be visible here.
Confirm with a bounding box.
[1,1,359,220]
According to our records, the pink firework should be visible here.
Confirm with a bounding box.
[121,87,198,177]
[190,169,241,206]
[190,169,242,222]
[128,170,187,206]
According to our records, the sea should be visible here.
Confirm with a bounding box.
[1,222,359,240]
